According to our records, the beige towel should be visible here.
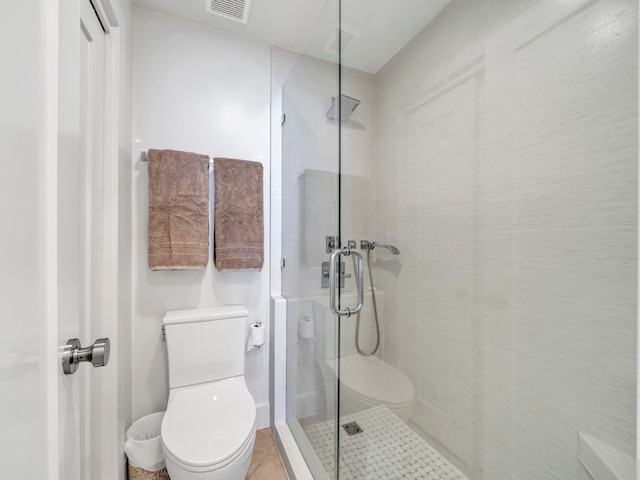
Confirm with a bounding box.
[148,149,210,270]
[214,158,264,272]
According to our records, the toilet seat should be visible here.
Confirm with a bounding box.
[330,354,415,408]
[161,377,256,471]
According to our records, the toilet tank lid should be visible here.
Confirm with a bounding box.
[163,305,249,325]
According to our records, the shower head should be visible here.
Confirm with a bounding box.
[370,241,400,255]
[326,94,361,122]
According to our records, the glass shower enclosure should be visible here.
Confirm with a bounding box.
[280,0,341,477]
[280,0,637,479]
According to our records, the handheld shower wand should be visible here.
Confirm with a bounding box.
[352,240,400,356]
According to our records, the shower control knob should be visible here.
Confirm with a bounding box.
[61,337,111,375]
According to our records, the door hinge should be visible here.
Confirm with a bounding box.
[281,258,286,269]
[281,113,286,125]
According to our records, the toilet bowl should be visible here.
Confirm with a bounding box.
[329,353,415,421]
[160,306,256,480]
[315,292,416,421]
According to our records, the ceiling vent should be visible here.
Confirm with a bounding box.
[325,25,361,55]
[205,0,251,24]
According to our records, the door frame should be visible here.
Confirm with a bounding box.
[46,0,122,478]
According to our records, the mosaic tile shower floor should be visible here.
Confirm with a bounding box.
[303,405,469,480]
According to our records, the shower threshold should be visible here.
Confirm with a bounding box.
[303,405,469,480]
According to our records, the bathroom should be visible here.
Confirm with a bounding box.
[1,0,637,479]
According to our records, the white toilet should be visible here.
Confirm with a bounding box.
[316,291,416,421]
[330,353,415,421]
[160,306,256,480]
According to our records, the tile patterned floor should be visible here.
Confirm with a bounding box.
[304,406,469,480]
[246,428,288,480]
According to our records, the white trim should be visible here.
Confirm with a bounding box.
[92,1,121,478]
[89,0,111,33]
[44,0,60,478]
[255,402,270,430]
[99,0,120,28]
[273,423,316,480]
[271,296,287,424]
[101,13,121,480]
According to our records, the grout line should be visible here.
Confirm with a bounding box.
[248,428,288,480]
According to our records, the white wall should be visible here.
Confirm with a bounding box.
[372,0,637,478]
[131,8,272,429]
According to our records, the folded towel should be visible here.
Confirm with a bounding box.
[213,158,264,272]
[148,149,210,270]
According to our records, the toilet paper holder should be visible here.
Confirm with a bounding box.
[247,321,265,350]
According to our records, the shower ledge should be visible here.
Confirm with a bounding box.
[578,432,635,480]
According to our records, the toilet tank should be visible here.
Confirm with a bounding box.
[163,305,249,388]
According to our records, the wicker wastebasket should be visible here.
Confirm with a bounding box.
[125,412,170,480]
[128,464,170,480]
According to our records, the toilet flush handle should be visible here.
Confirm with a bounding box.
[61,337,111,375]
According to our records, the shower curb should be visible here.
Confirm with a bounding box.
[273,423,316,480]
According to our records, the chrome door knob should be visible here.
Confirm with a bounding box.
[62,337,111,375]
[82,337,110,367]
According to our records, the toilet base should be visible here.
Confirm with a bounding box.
[326,354,416,422]
[164,430,256,480]
[340,387,414,422]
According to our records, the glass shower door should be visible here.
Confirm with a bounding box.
[280,1,344,477]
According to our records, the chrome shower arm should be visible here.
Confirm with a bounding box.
[361,240,400,255]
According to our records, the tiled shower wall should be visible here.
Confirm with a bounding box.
[371,0,637,478]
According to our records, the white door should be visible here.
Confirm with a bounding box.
[0,0,118,478]
[58,0,117,478]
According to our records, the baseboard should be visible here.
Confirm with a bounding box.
[256,402,270,430]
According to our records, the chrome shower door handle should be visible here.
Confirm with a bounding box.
[329,248,364,317]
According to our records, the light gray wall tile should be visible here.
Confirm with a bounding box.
[373,0,637,478]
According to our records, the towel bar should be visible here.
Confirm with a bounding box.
[141,151,213,168]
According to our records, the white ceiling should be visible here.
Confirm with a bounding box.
[132,0,451,73]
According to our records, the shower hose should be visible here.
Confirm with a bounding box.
[352,248,381,356]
